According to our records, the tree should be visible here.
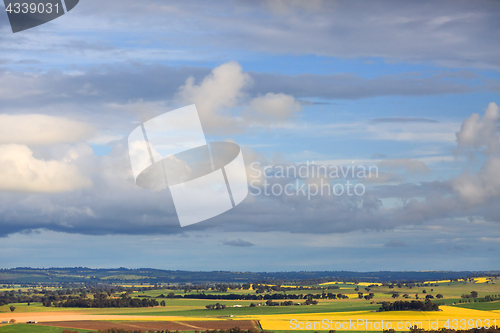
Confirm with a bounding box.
[471,291,478,298]
[9,306,15,312]
[436,294,443,299]
[160,300,166,306]
[168,292,175,299]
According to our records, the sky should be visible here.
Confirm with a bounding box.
[0,0,499,272]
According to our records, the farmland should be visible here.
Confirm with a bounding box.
[0,272,499,333]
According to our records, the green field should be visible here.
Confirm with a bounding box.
[0,325,91,333]
[2,279,499,318]
[0,276,498,333]
[454,300,500,311]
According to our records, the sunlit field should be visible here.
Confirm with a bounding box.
[1,277,499,332]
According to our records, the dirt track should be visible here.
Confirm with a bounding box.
[0,312,259,331]
[38,320,259,331]
[0,312,162,322]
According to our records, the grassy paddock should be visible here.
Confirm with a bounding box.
[454,300,500,311]
[0,324,92,333]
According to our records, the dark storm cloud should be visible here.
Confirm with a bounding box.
[0,148,442,237]
[0,148,495,238]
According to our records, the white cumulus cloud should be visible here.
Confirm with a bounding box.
[177,62,302,132]
[451,156,500,206]
[0,144,92,193]
[0,114,95,146]
[178,61,252,132]
[249,92,302,121]
[456,102,500,154]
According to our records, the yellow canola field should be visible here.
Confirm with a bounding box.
[238,306,500,331]
[319,282,382,286]
[424,280,455,284]
[422,277,490,284]
[357,282,383,286]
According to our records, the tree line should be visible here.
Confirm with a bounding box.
[378,299,439,312]
[164,292,346,301]
[55,293,159,308]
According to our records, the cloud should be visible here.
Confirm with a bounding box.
[177,61,252,133]
[248,93,302,121]
[451,156,500,206]
[366,121,458,143]
[379,159,431,174]
[450,103,500,206]
[372,117,438,123]
[0,103,496,238]
[480,237,500,243]
[384,240,406,248]
[3,1,500,69]
[0,144,92,193]
[0,114,95,145]
[177,62,302,131]
[0,65,481,120]
[263,0,325,15]
[250,71,476,100]
[0,65,211,111]
[220,239,255,247]
[456,102,500,154]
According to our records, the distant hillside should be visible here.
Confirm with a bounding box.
[0,267,497,285]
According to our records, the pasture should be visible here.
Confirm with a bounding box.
[0,276,498,332]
